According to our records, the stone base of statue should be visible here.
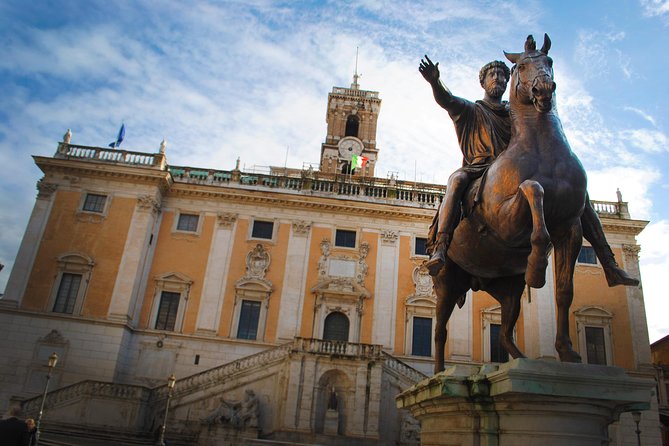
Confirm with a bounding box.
[396,358,654,446]
[324,409,339,435]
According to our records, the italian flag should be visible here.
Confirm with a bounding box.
[351,154,368,168]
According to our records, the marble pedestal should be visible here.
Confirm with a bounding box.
[324,409,339,435]
[396,358,654,446]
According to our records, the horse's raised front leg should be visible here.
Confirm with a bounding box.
[553,223,583,363]
[432,259,470,374]
[485,275,527,360]
[519,180,552,288]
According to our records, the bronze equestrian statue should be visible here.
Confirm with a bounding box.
[420,34,639,373]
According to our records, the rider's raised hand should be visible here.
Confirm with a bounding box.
[419,55,440,83]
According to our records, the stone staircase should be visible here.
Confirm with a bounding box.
[19,339,427,445]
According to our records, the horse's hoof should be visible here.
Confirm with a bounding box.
[525,268,546,288]
[526,254,548,288]
[557,348,582,363]
[604,266,640,287]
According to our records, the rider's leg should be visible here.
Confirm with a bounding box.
[426,170,469,276]
[581,196,639,287]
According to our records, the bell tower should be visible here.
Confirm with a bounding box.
[319,66,381,177]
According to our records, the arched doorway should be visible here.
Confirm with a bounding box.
[323,312,349,341]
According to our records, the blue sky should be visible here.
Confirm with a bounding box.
[1,0,668,341]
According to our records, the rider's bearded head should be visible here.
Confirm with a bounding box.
[479,61,510,99]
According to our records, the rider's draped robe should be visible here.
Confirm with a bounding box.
[427,98,511,252]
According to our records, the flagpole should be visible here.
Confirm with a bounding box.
[284,145,289,172]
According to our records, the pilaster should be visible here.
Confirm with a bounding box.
[523,254,557,359]
[372,230,399,349]
[107,195,161,323]
[276,220,311,341]
[2,180,57,307]
[195,213,238,335]
[622,244,652,369]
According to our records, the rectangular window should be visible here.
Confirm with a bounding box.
[335,229,356,248]
[251,220,274,239]
[585,326,607,365]
[411,317,432,357]
[578,246,597,264]
[52,273,82,314]
[177,213,199,232]
[415,237,428,256]
[155,291,180,331]
[237,300,261,340]
[490,323,509,363]
[82,193,107,213]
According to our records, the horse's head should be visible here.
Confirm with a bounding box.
[505,34,555,113]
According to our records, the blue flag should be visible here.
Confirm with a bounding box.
[108,124,125,148]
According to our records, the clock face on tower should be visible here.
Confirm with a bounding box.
[338,137,364,160]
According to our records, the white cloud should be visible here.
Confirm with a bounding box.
[624,106,658,126]
[620,128,669,153]
[640,0,669,18]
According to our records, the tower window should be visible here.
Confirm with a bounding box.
[345,115,360,138]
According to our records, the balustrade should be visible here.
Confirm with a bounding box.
[57,144,158,166]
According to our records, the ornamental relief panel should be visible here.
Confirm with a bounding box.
[315,238,370,285]
[409,263,434,299]
[244,244,271,281]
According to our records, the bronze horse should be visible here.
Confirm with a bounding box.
[432,34,586,372]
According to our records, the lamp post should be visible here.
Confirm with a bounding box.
[35,352,58,446]
[158,374,176,446]
[632,411,642,446]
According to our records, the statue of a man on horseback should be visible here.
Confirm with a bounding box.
[419,34,639,373]
[420,50,637,288]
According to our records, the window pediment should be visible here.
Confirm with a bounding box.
[154,272,193,293]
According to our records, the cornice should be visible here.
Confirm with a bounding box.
[600,217,648,236]
[168,183,435,221]
[34,156,172,191]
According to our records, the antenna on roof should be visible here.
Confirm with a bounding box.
[351,47,361,90]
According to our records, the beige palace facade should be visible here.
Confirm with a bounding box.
[0,78,661,445]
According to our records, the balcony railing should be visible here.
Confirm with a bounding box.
[50,143,630,218]
[292,337,383,358]
[167,164,446,209]
[55,143,164,168]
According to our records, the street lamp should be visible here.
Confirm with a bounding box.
[632,411,642,446]
[158,374,177,446]
[35,352,58,446]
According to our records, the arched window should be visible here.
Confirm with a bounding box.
[345,115,360,138]
[323,312,349,341]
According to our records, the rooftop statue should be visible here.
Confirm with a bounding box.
[420,34,639,373]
